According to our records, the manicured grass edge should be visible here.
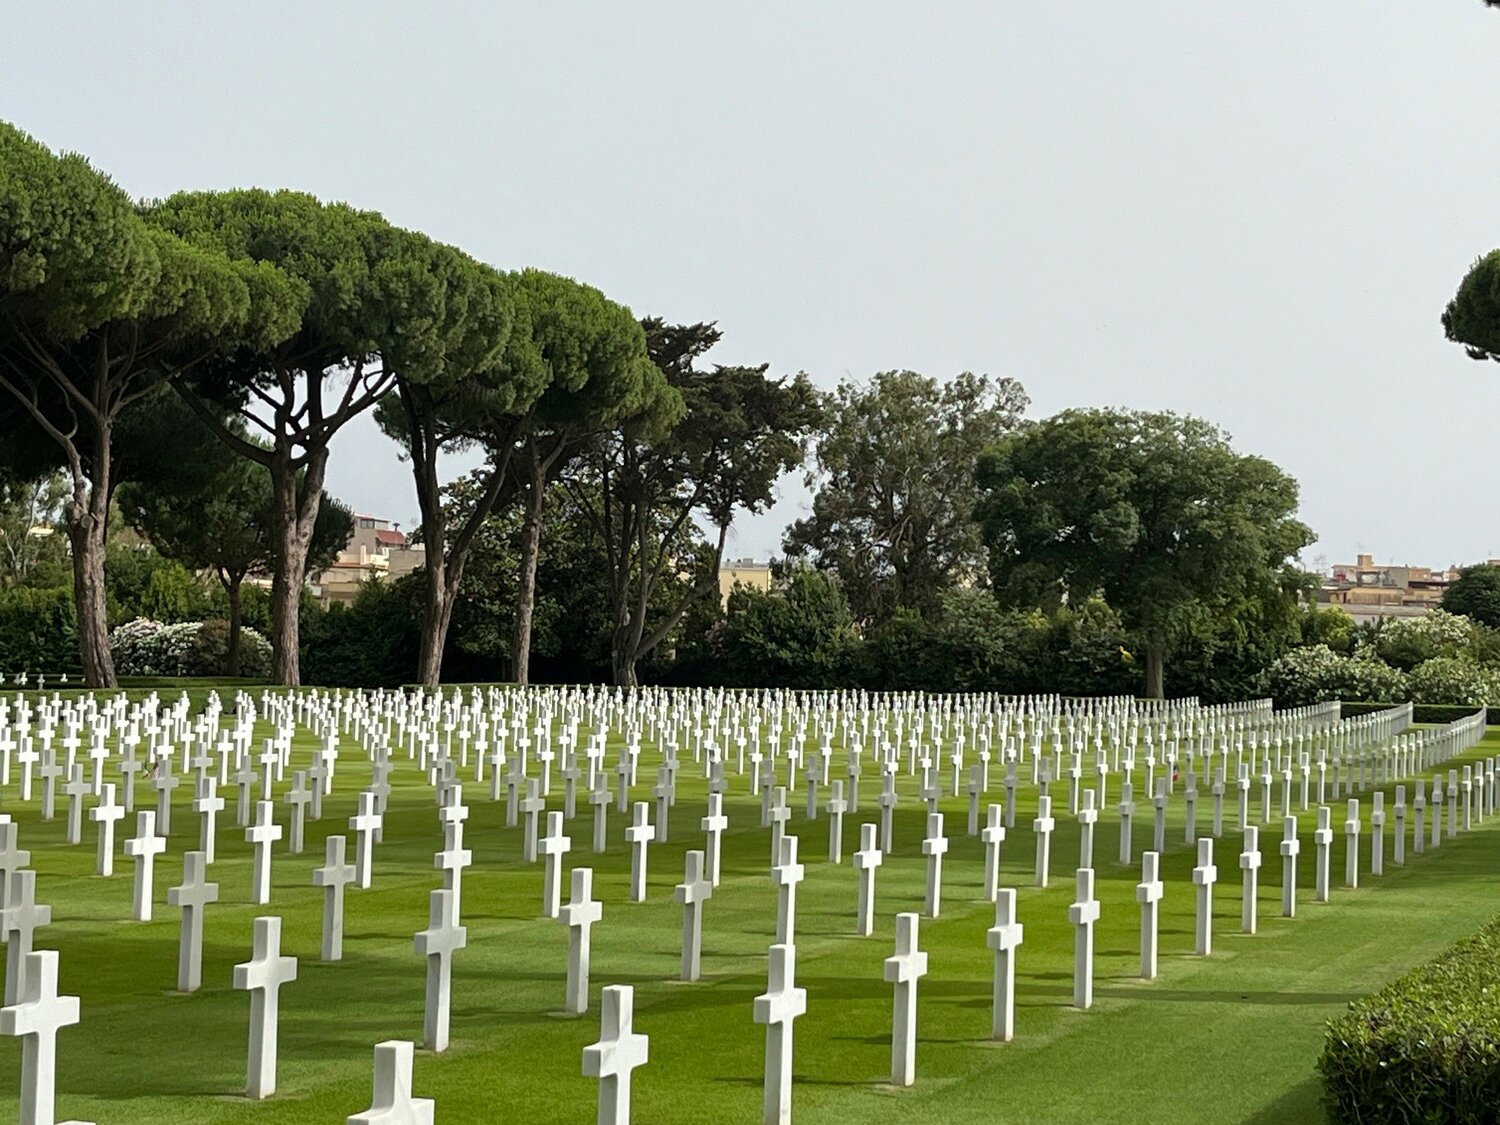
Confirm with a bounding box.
[1320,912,1500,1124]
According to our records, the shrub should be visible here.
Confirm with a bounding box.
[1373,610,1478,671]
[110,617,272,677]
[1405,657,1500,706]
[1320,915,1500,1124]
[0,586,78,674]
[1259,645,1408,707]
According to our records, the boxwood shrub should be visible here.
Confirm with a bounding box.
[1320,916,1500,1124]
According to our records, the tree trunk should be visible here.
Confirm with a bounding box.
[611,634,639,687]
[225,577,243,678]
[64,422,116,688]
[266,449,328,687]
[511,458,547,687]
[417,566,449,689]
[1143,642,1166,700]
[66,509,114,688]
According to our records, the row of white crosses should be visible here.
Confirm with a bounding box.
[0,684,1485,1125]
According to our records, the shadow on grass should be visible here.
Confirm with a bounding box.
[1242,1076,1326,1124]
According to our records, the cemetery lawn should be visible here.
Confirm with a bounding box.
[6,716,1499,1124]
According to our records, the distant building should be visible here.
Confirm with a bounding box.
[718,558,773,608]
[1317,552,1472,624]
[310,515,427,606]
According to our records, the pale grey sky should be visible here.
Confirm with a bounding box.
[5,3,1500,571]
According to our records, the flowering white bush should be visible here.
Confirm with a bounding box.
[1405,657,1500,706]
[109,618,271,678]
[1259,644,1408,706]
[1373,610,1477,670]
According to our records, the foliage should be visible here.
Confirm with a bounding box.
[1405,657,1500,706]
[1320,914,1500,1125]
[104,546,217,626]
[1258,644,1409,707]
[784,370,1027,626]
[300,579,421,688]
[108,617,271,677]
[976,408,1312,696]
[1302,605,1357,654]
[0,586,77,673]
[567,318,817,684]
[1441,564,1500,629]
[0,471,69,589]
[713,566,856,688]
[1371,610,1479,671]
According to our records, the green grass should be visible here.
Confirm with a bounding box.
[2,711,1497,1123]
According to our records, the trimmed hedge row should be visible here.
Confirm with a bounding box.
[1320,915,1500,1124]
[1337,701,1493,725]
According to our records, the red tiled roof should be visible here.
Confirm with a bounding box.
[374,529,406,546]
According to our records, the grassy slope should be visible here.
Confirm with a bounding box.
[0,714,1494,1124]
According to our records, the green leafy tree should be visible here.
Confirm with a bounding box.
[0,122,296,685]
[145,191,483,685]
[373,255,523,688]
[716,565,857,688]
[1442,564,1500,629]
[0,471,69,589]
[118,436,353,675]
[503,273,668,686]
[785,370,1027,626]
[976,408,1313,698]
[568,319,818,685]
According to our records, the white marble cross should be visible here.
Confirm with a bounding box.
[884,912,928,1087]
[413,888,466,1052]
[675,849,711,982]
[346,1040,434,1125]
[767,786,791,866]
[539,812,573,920]
[921,812,949,919]
[701,792,728,885]
[560,867,602,1015]
[625,803,654,903]
[1343,798,1361,889]
[1117,780,1135,865]
[350,792,381,890]
[1313,805,1333,904]
[233,915,298,1100]
[246,800,283,906]
[1032,795,1055,889]
[1279,814,1300,918]
[520,779,545,863]
[981,804,1005,903]
[1135,851,1163,980]
[123,810,165,922]
[312,835,356,962]
[284,771,312,856]
[1068,868,1100,1009]
[0,824,29,913]
[167,850,219,992]
[773,835,805,945]
[1191,837,1217,956]
[986,888,1023,1041]
[1239,826,1262,935]
[63,766,89,846]
[1,871,52,1006]
[434,820,473,922]
[89,783,123,877]
[825,781,847,864]
[0,949,80,1125]
[1370,792,1386,877]
[753,943,806,1125]
[583,984,649,1125]
[192,777,225,864]
[853,823,882,937]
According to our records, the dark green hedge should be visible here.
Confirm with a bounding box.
[1320,916,1500,1124]
[1337,701,1493,725]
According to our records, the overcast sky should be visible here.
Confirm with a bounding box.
[6,3,1500,571]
